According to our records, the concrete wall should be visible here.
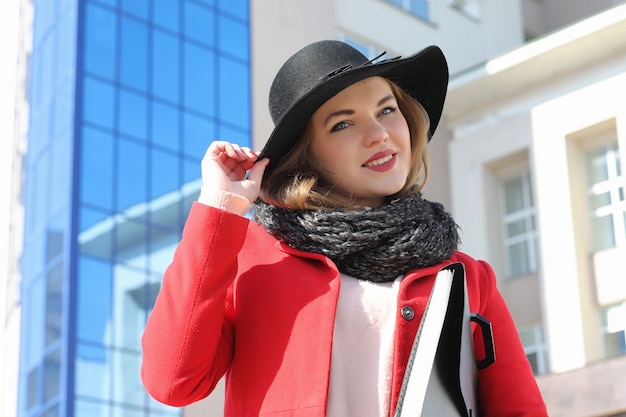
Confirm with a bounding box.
[336,0,525,75]
[537,354,626,417]
[521,0,623,38]
[250,0,335,152]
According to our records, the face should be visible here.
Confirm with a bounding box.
[309,76,412,208]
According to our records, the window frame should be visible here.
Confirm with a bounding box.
[500,170,539,279]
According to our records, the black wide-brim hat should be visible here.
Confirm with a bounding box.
[258,40,449,173]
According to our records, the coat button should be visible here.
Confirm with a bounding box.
[401,306,415,320]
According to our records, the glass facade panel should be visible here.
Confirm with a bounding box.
[52,81,72,137]
[151,101,181,151]
[116,220,148,269]
[45,263,64,347]
[77,257,113,345]
[28,153,50,235]
[121,0,150,20]
[218,14,249,59]
[55,11,74,86]
[27,368,39,410]
[184,1,215,46]
[75,342,110,401]
[117,139,148,210]
[120,17,149,92]
[151,148,180,199]
[46,214,65,266]
[24,279,45,368]
[82,77,115,128]
[20,1,250,416]
[183,112,215,159]
[219,0,249,19]
[111,348,144,406]
[184,43,215,116]
[153,0,180,32]
[75,398,111,417]
[49,140,70,215]
[218,57,250,128]
[84,3,116,80]
[43,349,61,402]
[81,126,115,210]
[44,404,61,417]
[152,30,181,103]
[119,89,149,141]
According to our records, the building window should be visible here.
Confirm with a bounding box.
[601,302,626,358]
[450,0,481,20]
[586,142,625,252]
[336,35,383,60]
[501,171,538,278]
[384,0,432,21]
[519,325,549,375]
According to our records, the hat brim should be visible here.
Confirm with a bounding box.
[258,45,448,173]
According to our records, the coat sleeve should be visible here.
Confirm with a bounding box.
[140,202,249,406]
[467,258,549,416]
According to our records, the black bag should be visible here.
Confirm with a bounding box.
[394,263,495,417]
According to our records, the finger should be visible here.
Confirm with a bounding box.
[206,141,246,161]
[247,158,270,185]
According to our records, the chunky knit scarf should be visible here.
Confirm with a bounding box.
[253,193,460,283]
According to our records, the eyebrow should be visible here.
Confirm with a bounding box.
[323,94,396,126]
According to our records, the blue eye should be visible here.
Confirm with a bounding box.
[380,106,397,116]
[331,121,350,132]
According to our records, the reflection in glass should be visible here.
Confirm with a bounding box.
[75,342,110,401]
[77,257,112,345]
[120,18,149,91]
[83,77,116,128]
[46,263,64,347]
[84,4,116,79]
[184,1,215,46]
[117,139,148,210]
[81,126,115,210]
[44,349,61,402]
[184,44,215,116]
[119,89,148,140]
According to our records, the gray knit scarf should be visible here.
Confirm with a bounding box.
[253,193,460,283]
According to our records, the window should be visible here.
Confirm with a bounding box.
[601,302,626,358]
[450,0,481,20]
[384,0,432,21]
[501,171,538,278]
[337,33,380,59]
[519,325,549,375]
[336,35,383,60]
[586,142,625,252]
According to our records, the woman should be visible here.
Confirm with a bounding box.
[141,40,548,416]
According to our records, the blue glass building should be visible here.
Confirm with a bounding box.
[18,0,250,415]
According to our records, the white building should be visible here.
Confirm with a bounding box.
[446,4,626,416]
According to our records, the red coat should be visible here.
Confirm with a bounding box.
[141,203,548,416]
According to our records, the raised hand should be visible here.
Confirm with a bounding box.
[200,141,270,203]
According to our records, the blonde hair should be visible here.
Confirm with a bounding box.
[260,79,431,210]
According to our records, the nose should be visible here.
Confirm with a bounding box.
[363,117,389,147]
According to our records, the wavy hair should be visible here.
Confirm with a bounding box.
[259,79,431,210]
